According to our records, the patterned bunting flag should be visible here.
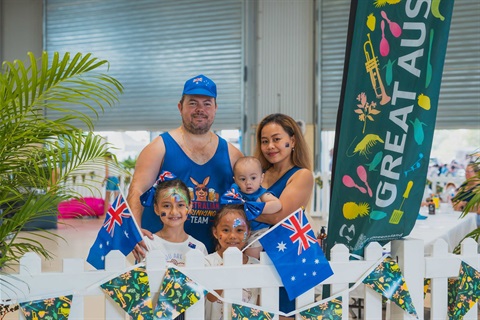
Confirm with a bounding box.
[19,295,73,320]
[231,303,275,320]
[447,277,460,319]
[362,257,417,318]
[154,267,207,320]
[299,297,343,319]
[423,278,431,298]
[100,266,153,320]
[448,261,480,320]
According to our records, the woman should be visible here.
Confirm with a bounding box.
[253,113,314,317]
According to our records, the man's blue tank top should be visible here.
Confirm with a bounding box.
[141,132,234,253]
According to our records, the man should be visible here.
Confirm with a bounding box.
[127,75,243,260]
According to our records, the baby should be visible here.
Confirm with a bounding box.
[223,156,282,258]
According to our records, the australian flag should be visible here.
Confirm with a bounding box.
[87,193,143,269]
[259,208,334,300]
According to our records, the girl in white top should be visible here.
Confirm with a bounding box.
[143,176,207,266]
[205,204,259,319]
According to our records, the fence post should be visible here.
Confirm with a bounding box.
[391,239,424,320]
[362,242,384,319]
[428,238,449,319]
[330,244,350,320]
[259,251,280,320]
[104,250,128,319]
[223,247,243,319]
[185,249,207,319]
[63,258,85,319]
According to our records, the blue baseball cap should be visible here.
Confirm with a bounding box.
[182,74,217,98]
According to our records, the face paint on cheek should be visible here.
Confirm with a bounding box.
[243,231,248,242]
[160,212,167,217]
[285,143,290,148]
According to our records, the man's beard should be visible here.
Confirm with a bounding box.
[182,117,212,135]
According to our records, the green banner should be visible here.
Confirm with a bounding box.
[327,0,455,256]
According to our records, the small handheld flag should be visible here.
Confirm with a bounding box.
[87,192,143,269]
[259,208,334,300]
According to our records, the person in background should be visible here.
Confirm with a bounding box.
[103,153,120,215]
[253,113,314,318]
[205,204,259,320]
[127,74,243,260]
[142,174,207,265]
[227,156,282,259]
[441,182,457,204]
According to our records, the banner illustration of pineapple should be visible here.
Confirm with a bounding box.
[299,297,343,319]
[231,303,275,320]
[362,257,417,318]
[100,266,153,319]
[448,261,480,320]
[20,295,73,320]
[154,267,207,320]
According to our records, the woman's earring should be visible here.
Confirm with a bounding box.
[292,147,295,152]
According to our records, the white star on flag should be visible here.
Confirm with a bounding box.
[277,241,287,252]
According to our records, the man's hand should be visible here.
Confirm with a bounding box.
[132,228,154,261]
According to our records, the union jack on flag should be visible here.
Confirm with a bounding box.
[104,195,131,236]
[193,77,203,83]
[87,193,143,269]
[259,208,334,300]
[281,211,318,255]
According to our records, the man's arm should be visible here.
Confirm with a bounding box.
[127,135,166,260]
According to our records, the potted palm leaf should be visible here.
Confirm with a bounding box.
[452,155,480,252]
[0,51,123,303]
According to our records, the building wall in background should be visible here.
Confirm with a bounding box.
[0,0,42,63]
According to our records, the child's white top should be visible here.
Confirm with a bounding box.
[144,234,207,266]
[205,252,260,320]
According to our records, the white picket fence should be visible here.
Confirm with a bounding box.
[2,237,478,320]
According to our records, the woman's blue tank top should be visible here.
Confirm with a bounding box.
[141,132,234,253]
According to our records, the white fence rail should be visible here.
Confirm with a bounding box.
[2,237,478,320]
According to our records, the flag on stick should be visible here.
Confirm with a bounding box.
[259,208,333,300]
[87,192,143,269]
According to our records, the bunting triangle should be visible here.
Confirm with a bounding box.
[299,297,343,319]
[100,266,153,319]
[448,261,480,320]
[19,295,73,320]
[154,267,207,319]
[362,257,417,318]
[231,303,275,320]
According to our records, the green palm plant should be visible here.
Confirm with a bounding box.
[452,155,480,253]
[0,51,123,271]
